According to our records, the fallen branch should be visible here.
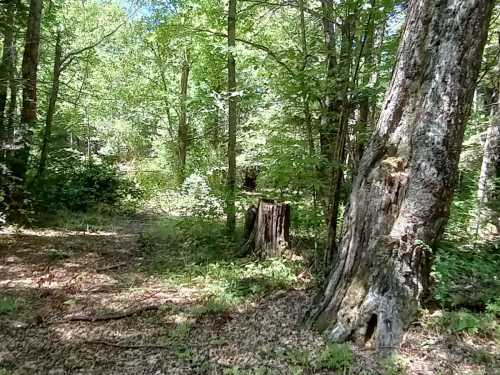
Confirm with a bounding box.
[83,339,168,349]
[96,262,127,272]
[66,304,160,322]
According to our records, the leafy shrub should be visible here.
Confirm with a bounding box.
[32,158,142,213]
[432,310,499,338]
[145,173,224,219]
[432,240,500,309]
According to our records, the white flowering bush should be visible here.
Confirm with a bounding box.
[146,173,224,219]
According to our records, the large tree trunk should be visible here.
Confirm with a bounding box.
[10,0,42,181]
[37,30,62,178]
[177,51,190,185]
[307,0,492,352]
[226,0,237,235]
[474,82,500,237]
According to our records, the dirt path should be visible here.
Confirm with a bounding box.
[0,220,327,374]
[0,219,498,374]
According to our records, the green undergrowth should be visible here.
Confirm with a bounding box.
[0,295,18,316]
[433,240,500,310]
[33,207,133,232]
[0,294,39,322]
[423,304,500,341]
[139,216,306,311]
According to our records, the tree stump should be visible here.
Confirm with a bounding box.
[243,167,259,191]
[241,199,290,258]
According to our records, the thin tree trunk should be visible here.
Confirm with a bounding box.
[37,30,62,178]
[299,0,314,156]
[318,0,340,228]
[10,0,42,181]
[353,3,376,171]
[307,0,492,352]
[323,8,356,266]
[6,40,17,152]
[474,81,500,237]
[319,0,338,166]
[226,0,237,235]
[177,51,190,185]
[0,0,16,148]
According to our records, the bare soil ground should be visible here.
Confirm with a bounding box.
[0,219,498,374]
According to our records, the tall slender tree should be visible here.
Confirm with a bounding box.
[474,55,500,237]
[10,0,42,181]
[307,0,493,351]
[36,18,126,178]
[0,0,16,151]
[177,49,190,185]
[320,0,357,266]
[226,0,237,235]
[37,30,62,178]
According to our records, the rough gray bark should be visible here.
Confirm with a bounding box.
[177,51,190,185]
[474,84,500,236]
[37,30,62,178]
[307,0,493,352]
[226,0,237,235]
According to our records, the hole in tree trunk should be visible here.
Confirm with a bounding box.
[365,314,378,344]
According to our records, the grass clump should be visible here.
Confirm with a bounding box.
[0,295,17,316]
[284,348,310,367]
[191,298,232,316]
[381,354,408,375]
[170,321,193,341]
[317,343,353,371]
[47,248,70,262]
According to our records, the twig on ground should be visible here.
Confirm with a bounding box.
[96,262,127,272]
[83,339,169,349]
[66,304,160,322]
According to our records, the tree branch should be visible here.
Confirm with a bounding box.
[60,20,127,72]
[194,28,296,76]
